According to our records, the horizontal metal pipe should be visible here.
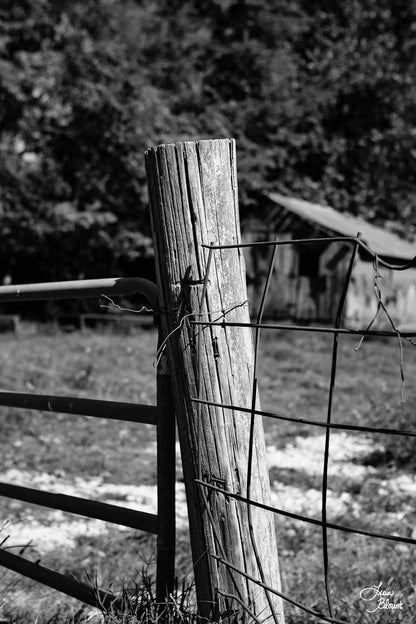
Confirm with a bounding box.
[0,483,158,534]
[0,549,117,609]
[0,277,158,306]
[0,391,159,425]
[191,319,416,338]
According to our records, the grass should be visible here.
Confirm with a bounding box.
[0,321,416,623]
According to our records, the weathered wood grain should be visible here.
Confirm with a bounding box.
[145,139,285,622]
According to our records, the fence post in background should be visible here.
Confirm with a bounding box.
[145,139,285,622]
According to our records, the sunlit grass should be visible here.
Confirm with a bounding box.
[0,323,415,623]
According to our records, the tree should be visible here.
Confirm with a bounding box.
[0,1,170,284]
[1,0,415,290]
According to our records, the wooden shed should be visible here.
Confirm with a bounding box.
[243,193,416,327]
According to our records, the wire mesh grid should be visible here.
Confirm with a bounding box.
[188,234,416,623]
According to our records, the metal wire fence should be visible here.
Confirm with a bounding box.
[189,234,416,623]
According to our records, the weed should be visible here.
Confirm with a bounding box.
[95,575,207,623]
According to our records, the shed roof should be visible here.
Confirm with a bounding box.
[268,192,416,261]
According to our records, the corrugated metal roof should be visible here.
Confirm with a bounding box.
[268,192,416,260]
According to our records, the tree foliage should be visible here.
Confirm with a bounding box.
[1,0,415,284]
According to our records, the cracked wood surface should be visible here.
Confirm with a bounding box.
[146,139,284,623]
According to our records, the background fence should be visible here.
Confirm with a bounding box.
[0,277,175,608]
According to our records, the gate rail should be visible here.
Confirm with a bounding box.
[0,277,175,608]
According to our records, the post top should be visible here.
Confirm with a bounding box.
[145,137,235,154]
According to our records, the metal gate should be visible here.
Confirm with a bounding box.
[0,277,175,608]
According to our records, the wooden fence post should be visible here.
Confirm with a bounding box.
[145,139,285,622]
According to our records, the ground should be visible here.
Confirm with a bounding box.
[0,321,415,623]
